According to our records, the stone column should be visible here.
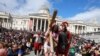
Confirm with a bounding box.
[40,19,42,31]
[79,26,81,34]
[81,26,83,34]
[73,25,75,34]
[36,19,38,32]
[75,25,78,34]
[5,18,6,28]
[6,18,7,28]
[7,18,9,29]
[85,26,87,33]
[2,18,4,27]
[32,19,34,31]
[83,26,85,34]
[3,18,5,27]
[77,25,79,34]
[44,19,46,32]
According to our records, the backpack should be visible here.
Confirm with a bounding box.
[58,31,68,51]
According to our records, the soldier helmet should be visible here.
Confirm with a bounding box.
[61,21,69,27]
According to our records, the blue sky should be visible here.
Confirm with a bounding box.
[49,0,100,18]
[0,0,100,22]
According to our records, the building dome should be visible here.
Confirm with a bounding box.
[38,5,50,14]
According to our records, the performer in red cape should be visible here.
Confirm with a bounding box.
[33,31,43,56]
[56,21,72,56]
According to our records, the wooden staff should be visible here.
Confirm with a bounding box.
[48,10,57,54]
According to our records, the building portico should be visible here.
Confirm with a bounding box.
[0,8,100,34]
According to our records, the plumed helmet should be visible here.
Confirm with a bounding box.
[61,21,69,27]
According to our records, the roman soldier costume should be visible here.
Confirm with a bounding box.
[56,21,72,56]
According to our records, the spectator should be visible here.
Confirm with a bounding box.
[81,47,87,56]
[8,44,17,56]
[69,44,76,56]
[0,42,7,56]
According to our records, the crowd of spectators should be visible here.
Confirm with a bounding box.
[0,29,45,56]
[0,28,100,56]
[69,35,100,56]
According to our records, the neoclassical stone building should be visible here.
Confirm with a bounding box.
[0,8,100,34]
[0,11,12,29]
[57,20,100,34]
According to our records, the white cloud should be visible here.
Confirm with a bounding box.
[84,0,96,10]
[16,0,51,15]
[0,0,19,11]
[68,8,100,24]
[0,0,51,15]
